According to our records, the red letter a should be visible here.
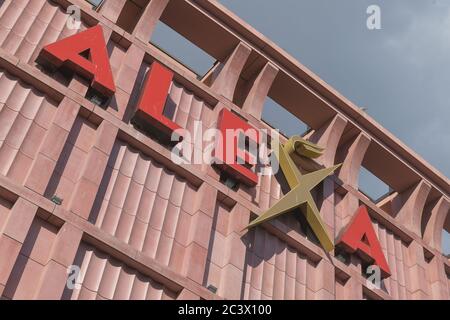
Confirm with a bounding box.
[39,25,116,96]
[338,205,391,277]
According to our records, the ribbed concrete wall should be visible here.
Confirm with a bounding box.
[0,0,448,300]
[67,242,178,300]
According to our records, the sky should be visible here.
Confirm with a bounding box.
[151,0,450,254]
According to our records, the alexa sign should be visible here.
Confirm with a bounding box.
[38,25,391,278]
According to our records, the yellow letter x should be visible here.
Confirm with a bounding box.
[246,136,340,252]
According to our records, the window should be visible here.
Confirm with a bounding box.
[85,0,104,10]
[85,87,110,108]
[150,21,216,78]
[358,166,390,202]
[262,97,309,138]
[219,171,240,191]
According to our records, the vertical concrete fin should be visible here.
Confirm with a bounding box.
[404,240,431,299]
[24,97,80,195]
[423,196,449,251]
[134,0,170,42]
[208,42,251,101]
[70,120,119,220]
[217,204,249,299]
[114,43,146,110]
[335,132,371,233]
[309,114,348,167]
[242,62,279,119]
[34,223,83,299]
[0,198,38,291]
[338,132,371,189]
[183,183,217,285]
[395,180,432,235]
[99,0,128,23]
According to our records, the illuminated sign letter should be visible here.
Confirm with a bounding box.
[134,62,181,136]
[214,109,259,186]
[39,25,116,96]
[338,205,391,277]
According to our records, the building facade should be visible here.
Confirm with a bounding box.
[0,0,448,300]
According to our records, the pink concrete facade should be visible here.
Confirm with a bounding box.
[0,0,448,300]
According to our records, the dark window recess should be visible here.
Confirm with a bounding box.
[50,195,63,206]
[116,0,148,34]
[36,59,76,91]
[85,0,104,10]
[206,285,217,294]
[150,21,216,78]
[423,248,434,263]
[36,62,69,85]
[219,171,240,191]
[334,248,351,265]
[85,87,110,108]
[262,97,309,138]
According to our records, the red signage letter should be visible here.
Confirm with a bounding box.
[134,62,181,136]
[214,109,259,186]
[338,205,391,277]
[39,25,115,96]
